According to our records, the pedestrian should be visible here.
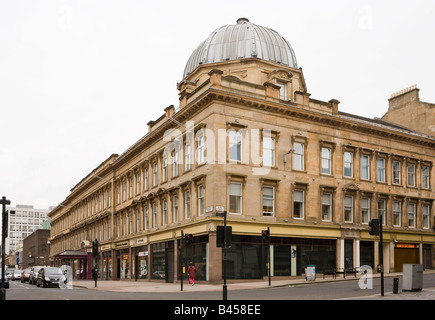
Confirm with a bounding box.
[187,261,196,286]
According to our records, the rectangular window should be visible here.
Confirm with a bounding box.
[423,204,430,229]
[321,148,331,174]
[277,82,287,100]
[144,205,149,230]
[361,197,370,224]
[322,193,332,221]
[377,158,385,182]
[344,152,353,177]
[136,172,141,194]
[173,150,179,177]
[229,182,242,214]
[185,143,191,171]
[422,166,430,189]
[136,209,140,232]
[293,190,304,219]
[263,136,275,167]
[198,185,205,216]
[185,190,191,219]
[378,199,386,225]
[344,196,353,222]
[361,155,370,180]
[144,168,149,190]
[197,134,205,165]
[262,186,275,217]
[153,163,158,186]
[162,199,167,225]
[163,156,168,181]
[393,161,401,184]
[293,143,304,171]
[408,203,416,228]
[393,201,401,227]
[129,212,133,234]
[122,181,127,201]
[152,203,157,228]
[229,130,242,162]
[129,177,133,198]
[173,196,178,222]
[407,163,415,186]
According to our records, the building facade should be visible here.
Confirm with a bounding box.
[49,18,435,283]
[382,85,435,138]
[22,229,51,269]
[5,205,50,255]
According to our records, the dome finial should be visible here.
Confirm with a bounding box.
[237,17,249,24]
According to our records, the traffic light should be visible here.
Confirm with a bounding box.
[216,226,232,248]
[261,229,270,242]
[92,239,99,256]
[185,233,193,246]
[369,219,380,236]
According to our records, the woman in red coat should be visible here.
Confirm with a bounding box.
[187,262,196,286]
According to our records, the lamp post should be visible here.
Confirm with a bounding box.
[1,196,11,301]
[216,206,228,300]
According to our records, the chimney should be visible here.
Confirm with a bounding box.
[388,85,420,112]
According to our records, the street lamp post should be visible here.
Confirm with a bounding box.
[216,206,228,300]
[1,196,11,301]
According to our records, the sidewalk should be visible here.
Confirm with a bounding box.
[72,270,435,296]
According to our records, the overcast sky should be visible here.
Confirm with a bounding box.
[1,0,434,210]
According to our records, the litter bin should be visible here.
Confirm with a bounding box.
[305,265,316,281]
[402,264,423,292]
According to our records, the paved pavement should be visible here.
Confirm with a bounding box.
[72,270,435,299]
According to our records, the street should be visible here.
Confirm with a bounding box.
[5,273,435,300]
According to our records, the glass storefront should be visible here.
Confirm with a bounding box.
[179,235,209,281]
[224,236,336,279]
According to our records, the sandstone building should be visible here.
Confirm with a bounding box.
[49,18,435,282]
[382,85,435,138]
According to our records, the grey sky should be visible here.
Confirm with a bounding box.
[1,0,434,209]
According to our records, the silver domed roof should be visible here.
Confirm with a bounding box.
[183,18,298,79]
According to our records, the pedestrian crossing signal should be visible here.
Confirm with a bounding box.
[262,229,270,241]
[185,233,193,246]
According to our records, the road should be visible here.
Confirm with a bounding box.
[6,273,435,300]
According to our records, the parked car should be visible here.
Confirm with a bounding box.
[29,266,46,285]
[21,269,31,283]
[0,271,10,289]
[36,267,67,288]
[12,270,23,281]
[6,269,14,280]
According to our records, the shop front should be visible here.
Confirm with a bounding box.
[394,243,420,272]
[53,250,92,280]
[132,245,148,280]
